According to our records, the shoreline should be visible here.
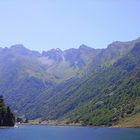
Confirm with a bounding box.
[2,118,140,129]
[17,122,140,129]
[1,123,140,129]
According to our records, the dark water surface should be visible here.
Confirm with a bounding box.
[0,125,140,140]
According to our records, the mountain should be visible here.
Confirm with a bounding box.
[62,41,140,126]
[0,44,101,118]
[0,96,15,126]
[0,37,140,126]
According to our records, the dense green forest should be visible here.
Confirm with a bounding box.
[0,96,15,126]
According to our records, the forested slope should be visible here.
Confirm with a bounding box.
[0,96,15,126]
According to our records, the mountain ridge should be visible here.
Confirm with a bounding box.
[0,37,140,126]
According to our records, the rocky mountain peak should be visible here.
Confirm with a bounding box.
[42,48,64,62]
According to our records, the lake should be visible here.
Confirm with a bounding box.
[0,125,140,140]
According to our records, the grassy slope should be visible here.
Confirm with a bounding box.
[115,113,140,128]
[1,39,140,123]
[62,42,140,126]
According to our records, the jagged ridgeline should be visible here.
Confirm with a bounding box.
[0,96,15,126]
[0,37,140,126]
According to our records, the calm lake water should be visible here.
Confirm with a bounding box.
[0,125,140,140]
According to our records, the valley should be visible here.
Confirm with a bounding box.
[1,37,140,127]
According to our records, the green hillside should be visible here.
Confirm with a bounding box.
[63,42,140,126]
[114,113,140,128]
[0,38,140,127]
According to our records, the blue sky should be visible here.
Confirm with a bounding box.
[0,0,140,52]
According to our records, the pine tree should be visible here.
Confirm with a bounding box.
[0,96,15,126]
